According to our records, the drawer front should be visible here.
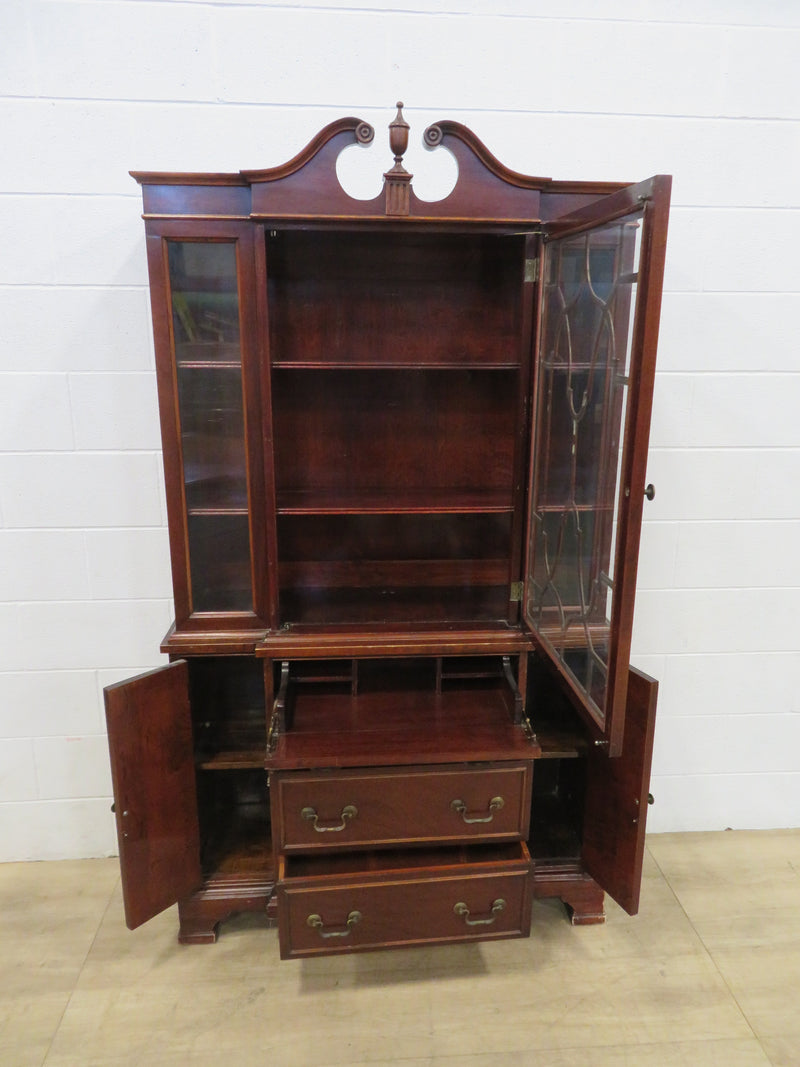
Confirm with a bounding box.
[273,762,532,853]
[278,851,532,958]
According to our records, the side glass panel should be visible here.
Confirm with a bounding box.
[526,214,641,726]
[167,241,253,613]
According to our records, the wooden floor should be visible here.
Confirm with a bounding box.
[3,830,799,1066]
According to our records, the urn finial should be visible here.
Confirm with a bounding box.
[384,101,413,216]
[388,102,410,166]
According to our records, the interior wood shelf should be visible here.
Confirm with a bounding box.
[177,360,243,370]
[201,809,273,879]
[534,502,614,513]
[540,360,617,371]
[185,476,249,513]
[269,682,539,771]
[534,728,587,759]
[197,749,265,770]
[188,507,249,517]
[276,489,514,515]
[271,359,521,370]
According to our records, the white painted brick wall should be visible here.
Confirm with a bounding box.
[1,0,798,859]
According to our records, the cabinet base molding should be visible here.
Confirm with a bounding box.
[177,875,276,945]
[532,864,606,926]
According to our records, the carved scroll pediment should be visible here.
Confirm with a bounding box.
[133,104,582,224]
[241,103,550,222]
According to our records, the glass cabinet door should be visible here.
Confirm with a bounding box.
[525,177,671,754]
[147,222,269,630]
[167,240,253,614]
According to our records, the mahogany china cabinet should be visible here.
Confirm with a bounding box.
[105,105,670,957]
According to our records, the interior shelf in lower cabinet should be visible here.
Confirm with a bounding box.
[529,757,586,865]
[194,719,266,770]
[196,748,265,771]
[201,815,273,879]
[197,769,272,880]
[188,657,266,769]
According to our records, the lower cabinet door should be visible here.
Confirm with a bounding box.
[276,842,532,959]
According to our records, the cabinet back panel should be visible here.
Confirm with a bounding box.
[529,758,585,863]
[187,657,266,765]
[268,231,523,367]
[196,768,271,879]
[277,513,511,562]
[272,368,518,495]
[278,585,509,626]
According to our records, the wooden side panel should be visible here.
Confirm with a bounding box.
[581,666,658,915]
[105,661,202,930]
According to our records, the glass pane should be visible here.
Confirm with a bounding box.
[169,241,241,358]
[526,215,642,723]
[168,241,252,613]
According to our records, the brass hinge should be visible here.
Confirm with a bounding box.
[524,259,539,284]
[509,581,524,602]
[522,715,537,744]
[266,710,280,755]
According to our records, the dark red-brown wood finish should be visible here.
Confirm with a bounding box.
[104,662,201,929]
[108,104,670,951]
[277,843,532,959]
[583,666,659,915]
[272,762,532,854]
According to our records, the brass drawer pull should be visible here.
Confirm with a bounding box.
[450,796,504,824]
[301,803,358,832]
[454,899,506,926]
[306,910,362,938]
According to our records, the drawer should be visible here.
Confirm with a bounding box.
[276,842,532,959]
[272,762,533,854]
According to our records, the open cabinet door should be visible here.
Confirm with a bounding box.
[582,666,658,915]
[105,661,202,929]
[524,176,670,754]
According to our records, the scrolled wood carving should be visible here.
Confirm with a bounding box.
[423,123,444,149]
[355,121,375,145]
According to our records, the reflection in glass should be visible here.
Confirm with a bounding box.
[168,241,252,613]
[526,217,641,722]
[169,242,241,354]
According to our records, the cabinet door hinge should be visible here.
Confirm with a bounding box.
[509,581,524,602]
[524,259,539,284]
